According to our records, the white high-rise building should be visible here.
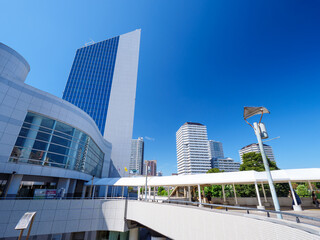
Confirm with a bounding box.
[212,158,240,172]
[63,30,141,177]
[130,137,144,175]
[208,140,224,159]
[176,122,211,175]
[239,143,275,163]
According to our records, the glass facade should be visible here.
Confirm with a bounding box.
[62,37,120,134]
[9,112,104,177]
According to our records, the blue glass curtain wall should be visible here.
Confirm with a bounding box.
[10,112,104,177]
[62,36,119,134]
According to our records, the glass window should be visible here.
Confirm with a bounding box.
[9,112,104,177]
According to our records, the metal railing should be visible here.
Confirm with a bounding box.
[139,198,320,227]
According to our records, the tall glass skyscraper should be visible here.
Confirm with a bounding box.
[63,30,141,177]
[63,37,119,134]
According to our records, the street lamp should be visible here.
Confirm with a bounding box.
[243,107,282,219]
[145,164,150,201]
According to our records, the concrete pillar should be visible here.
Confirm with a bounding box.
[129,228,139,240]
[105,186,108,199]
[167,186,170,200]
[289,181,302,211]
[67,179,77,198]
[81,186,87,199]
[153,187,156,201]
[122,186,125,198]
[233,183,238,205]
[92,185,96,199]
[57,178,70,199]
[198,184,202,207]
[222,184,226,203]
[188,186,191,202]
[138,186,140,200]
[255,182,265,209]
[184,187,186,198]
[4,174,23,198]
[148,186,151,201]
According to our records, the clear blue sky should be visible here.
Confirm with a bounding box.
[1,1,320,176]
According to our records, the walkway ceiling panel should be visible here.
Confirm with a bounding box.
[85,168,320,187]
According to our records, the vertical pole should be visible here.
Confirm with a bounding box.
[153,187,156,201]
[233,183,238,205]
[255,182,263,208]
[253,122,282,219]
[81,186,87,199]
[92,185,96,199]
[145,164,148,201]
[121,186,124,198]
[26,214,36,240]
[167,186,170,200]
[138,186,140,200]
[261,183,267,202]
[188,186,191,202]
[184,187,186,198]
[308,181,313,191]
[222,184,226,202]
[148,186,151,201]
[105,186,108,199]
[89,176,94,198]
[18,230,24,240]
[198,184,202,207]
[289,181,298,206]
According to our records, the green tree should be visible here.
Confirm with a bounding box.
[207,168,225,174]
[240,152,279,171]
[157,186,168,196]
[205,168,227,197]
[296,184,310,197]
[238,152,289,197]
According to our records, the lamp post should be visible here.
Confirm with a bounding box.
[243,107,282,219]
[145,164,150,201]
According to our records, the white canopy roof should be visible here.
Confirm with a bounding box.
[85,168,320,187]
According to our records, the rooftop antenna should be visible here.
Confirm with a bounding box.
[84,39,95,47]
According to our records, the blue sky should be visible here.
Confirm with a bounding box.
[1,1,320,175]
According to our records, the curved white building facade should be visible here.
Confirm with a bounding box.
[0,42,111,198]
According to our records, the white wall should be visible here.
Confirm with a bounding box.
[104,29,141,177]
[126,201,320,240]
[0,199,127,238]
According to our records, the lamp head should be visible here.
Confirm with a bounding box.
[243,106,270,120]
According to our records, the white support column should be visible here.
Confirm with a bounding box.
[92,185,96,199]
[184,187,186,198]
[233,183,238,206]
[308,181,313,191]
[81,186,87,199]
[198,184,202,207]
[121,186,124,198]
[255,182,265,209]
[153,187,156,201]
[188,186,191,202]
[222,184,226,203]
[167,186,170,201]
[289,181,302,211]
[148,186,151,201]
[261,183,267,202]
[129,228,139,240]
[138,186,141,200]
[105,186,108,199]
